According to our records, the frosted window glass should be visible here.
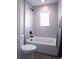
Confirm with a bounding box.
[40,12,49,26]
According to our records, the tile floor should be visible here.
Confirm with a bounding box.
[21,52,61,59]
[34,52,61,59]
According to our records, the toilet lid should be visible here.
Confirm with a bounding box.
[21,44,37,51]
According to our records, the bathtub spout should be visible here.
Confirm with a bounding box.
[30,39,33,41]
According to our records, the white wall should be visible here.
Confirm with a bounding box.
[17,0,25,59]
[17,0,25,35]
[33,4,58,38]
[25,0,33,40]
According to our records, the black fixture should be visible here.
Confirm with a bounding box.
[29,31,34,37]
[29,8,34,11]
[30,39,33,41]
[30,31,32,34]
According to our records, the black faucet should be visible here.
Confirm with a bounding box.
[30,39,33,41]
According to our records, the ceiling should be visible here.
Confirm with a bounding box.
[27,0,58,7]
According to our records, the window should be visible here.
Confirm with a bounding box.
[40,11,49,26]
[25,11,32,29]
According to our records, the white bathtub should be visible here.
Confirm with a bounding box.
[26,37,58,56]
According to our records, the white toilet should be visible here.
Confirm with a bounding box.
[20,34,37,53]
[20,34,37,59]
[21,44,37,54]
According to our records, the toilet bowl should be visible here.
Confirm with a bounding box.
[21,44,37,54]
